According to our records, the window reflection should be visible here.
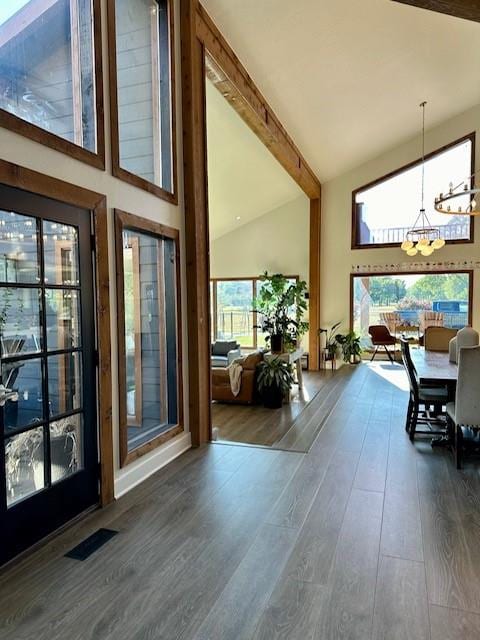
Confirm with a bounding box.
[0,287,42,356]
[5,426,44,507]
[45,289,81,350]
[0,0,97,151]
[0,210,39,283]
[122,228,178,454]
[43,221,80,286]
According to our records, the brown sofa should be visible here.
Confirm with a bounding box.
[211,351,263,404]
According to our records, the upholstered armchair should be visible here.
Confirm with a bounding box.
[211,340,241,368]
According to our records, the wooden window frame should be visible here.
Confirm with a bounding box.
[351,133,476,250]
[210,275,300,350]
[349,269,474,332]
[114,209,183,468]
[0,0,106,170]
[107,0,178,205]
[0,158,114,507]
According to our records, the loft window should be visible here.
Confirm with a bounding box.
[110,0,176,201]
[0,0,102,160]
[352,135,475,248]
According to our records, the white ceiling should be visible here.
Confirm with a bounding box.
[202,0,480,182]
[206,78,303,240]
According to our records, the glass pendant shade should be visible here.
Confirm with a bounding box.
[406,247,418,256]
[431,238,445,249]
[421,246,434,257]
[401,239,414,251]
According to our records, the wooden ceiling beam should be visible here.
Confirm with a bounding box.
[197,3,321,199]
[392,1,480,23]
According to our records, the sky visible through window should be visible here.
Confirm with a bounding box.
[356,140,472,235]
[0,1,33,25]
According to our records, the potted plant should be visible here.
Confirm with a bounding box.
[335,330,362,364]
[257,357,295,408]
[319,322,341,362]
[254,272,309,353]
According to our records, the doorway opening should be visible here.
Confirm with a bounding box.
[0,179,107,567]
[205,61,333,451]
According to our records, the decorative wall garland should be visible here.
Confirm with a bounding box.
[351,260,480,274]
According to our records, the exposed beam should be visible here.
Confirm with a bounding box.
[180,0,212,446]
[392,0,480,22]
[197,3,321,199]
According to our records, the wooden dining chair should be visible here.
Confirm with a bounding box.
[400,338,448,441]
[369,325,397,363]
[446,346,480,469]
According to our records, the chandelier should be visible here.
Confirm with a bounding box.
[401,102,445,257]
[434,174,480,216]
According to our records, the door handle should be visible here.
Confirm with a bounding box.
[0,384,19,407]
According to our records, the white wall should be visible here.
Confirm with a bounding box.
[0,0,191,499]
[321,104,480,336]
[210,195,310,348]
[210,195,310,282]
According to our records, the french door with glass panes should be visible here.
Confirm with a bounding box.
[0,185,98,566]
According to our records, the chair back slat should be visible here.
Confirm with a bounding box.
[455,346,480,427]
[400,338,419,399]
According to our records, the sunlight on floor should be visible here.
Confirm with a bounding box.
[366,361,410,392]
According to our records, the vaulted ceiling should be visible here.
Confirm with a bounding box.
[201,0,480,182]
[206,78,303,240]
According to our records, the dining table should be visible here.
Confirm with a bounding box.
[410,348,458,384]
[410,348,458,447]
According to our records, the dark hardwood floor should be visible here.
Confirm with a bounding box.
[1,362,480,639]
[212,368,351,450]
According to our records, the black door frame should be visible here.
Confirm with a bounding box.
[0,161,114,559]
[0,184,99,564]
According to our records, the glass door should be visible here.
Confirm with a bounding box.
[0,185,98,566]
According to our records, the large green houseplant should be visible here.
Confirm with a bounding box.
[335,331,362,364]
[253,272,309,353]
[257,357,295,408]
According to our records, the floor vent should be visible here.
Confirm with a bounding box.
[65,528,118,561]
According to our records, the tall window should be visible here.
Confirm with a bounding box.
[211,276,298,349]
[115,210,181,467]
[352,272,472,341]
[352,135,474,248]
[110,0,175,200]
[0,0,101,159]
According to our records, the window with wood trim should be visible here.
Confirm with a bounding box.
[210,276,299,350]
[352,134,475,249]
[351,271,472,342]
[115,210,182,467]
[109,0,176,201]
[0,0,103,163]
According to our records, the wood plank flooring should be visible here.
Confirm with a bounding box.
[212,368,351,450]
[2,362,480,639]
